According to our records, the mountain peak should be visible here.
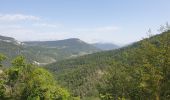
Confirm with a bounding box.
[65,38,80,40]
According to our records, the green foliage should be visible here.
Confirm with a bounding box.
[0,54,6,67]
[0,55,71,100]
[24,68,70,100]
[12,56,26,67]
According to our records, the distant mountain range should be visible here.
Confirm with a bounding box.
[92,43,119,50]
[0,35,100,66]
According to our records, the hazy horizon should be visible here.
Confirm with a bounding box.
[0,0,170,45]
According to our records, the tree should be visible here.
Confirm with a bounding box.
[0,55,71,100]
[23,68,70,100]
[0,54,7,99]
[0,54,6,67]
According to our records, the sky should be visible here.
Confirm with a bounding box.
[0,0,170,45]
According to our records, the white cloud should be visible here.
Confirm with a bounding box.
[0,14,40,22]
[33,23,61,28]
[92,26,119,32]
[0,13,69,41]
[0,26,72,41]
[0,24,22,28]
[0,25,121,43]
[71,26,120,43]
[74,26,119,33]
[0,13,122,44]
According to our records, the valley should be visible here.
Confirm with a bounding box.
[0,30,169,100]
[0,1,170,100]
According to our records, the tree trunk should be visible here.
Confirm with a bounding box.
[155,93,160,100]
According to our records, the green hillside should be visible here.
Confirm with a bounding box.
[45,30,170,99]
[0,36,100,66]
[23,38,100,64]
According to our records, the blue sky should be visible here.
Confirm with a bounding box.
[0,0,170,45]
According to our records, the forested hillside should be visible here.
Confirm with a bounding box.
[23,38,100,64]
[46,30,170,100]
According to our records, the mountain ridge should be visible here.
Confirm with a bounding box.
[0,35,100,66]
